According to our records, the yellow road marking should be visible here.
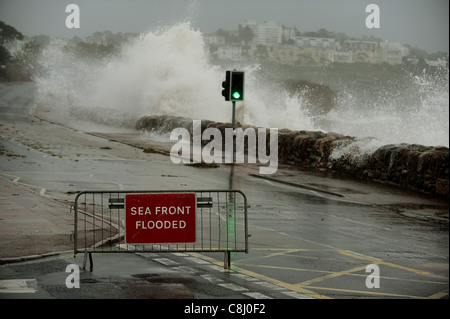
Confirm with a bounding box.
[232,264,332,299]
[337,250,430,275]
[190,249,447,299]
[298,264,375,286]
[238,263,447,285]
[303,285,427,299]
[426,289,449,299]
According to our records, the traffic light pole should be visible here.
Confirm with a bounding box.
[231,101,236,132]
[221,70,244,164]
[231,100,236,164]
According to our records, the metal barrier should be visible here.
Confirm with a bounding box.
[73,190,248,270]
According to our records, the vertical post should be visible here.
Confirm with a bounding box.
[231,100,236,163]
[231,101,236,131]
[73,207,77,258]
[82,251,94,271]
[224,250,231,270]
[82,251,87,270]
[89,252,93,272]
[228,101,236,270]
[73,195,80,257]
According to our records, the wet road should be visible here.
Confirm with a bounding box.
[0,82,448,299]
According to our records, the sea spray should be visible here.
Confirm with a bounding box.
[35,22,449,159]
[327,68,449,162]
[36,23,228,126]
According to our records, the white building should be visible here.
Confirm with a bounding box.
[203,34,225,46]
[242,20,282,45]
[281,25,297,44]
[425,58,447,67]
[217,45,244,61]
[296,37,338,50]
[380,41,409,56]
[329,50,353,63]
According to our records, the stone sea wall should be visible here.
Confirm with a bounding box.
[136,115,449,198]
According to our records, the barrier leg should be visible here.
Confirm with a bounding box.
[88,252,93,272]
[82,252,94,271]
[224,251,231,270]
[82,252,87,270]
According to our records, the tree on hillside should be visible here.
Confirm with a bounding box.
[0,21,24,45]
[241,26,254,45]
[0,21,24,66]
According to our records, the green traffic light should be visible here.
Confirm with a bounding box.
[232,92,240,99]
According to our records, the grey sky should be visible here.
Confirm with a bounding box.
[0,0,448,52]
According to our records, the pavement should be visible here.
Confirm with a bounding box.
[1,155,448,265]
[0,174,74,263]
[1,113,448,265]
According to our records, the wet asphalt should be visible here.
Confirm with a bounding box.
[0,82,448,299]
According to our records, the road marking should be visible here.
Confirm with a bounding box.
[298,265,371,286]
[201,274,224,283]
[173,266,197,274]
[231,264,328,299]
[337,250,430,275]
[426,289,449,299]
[185,257,210,264]
[0,279,37,293]
[153,258,179,267]
[231,273,259,281]
[282,291,314,299]
[218,283,249,292]
[253,281,286,290]
[243,292,272,299]
[234,247,448,299]
[302,285,426,299]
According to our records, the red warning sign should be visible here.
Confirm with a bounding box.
[125,193,196,244]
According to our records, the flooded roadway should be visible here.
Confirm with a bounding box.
[0,82,448,299]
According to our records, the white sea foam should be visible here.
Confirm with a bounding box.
[35,22,449,159]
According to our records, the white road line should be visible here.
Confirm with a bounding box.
[253,281,286,290]
[218,283,249,292]
[282,291,315,299]
[243,292,273,299]
[0,279,37,293]
[153,258,179,267]
[200,274,224,283]
[173,266,197,274]
[185,257,211,264]
[205,264,230,272]
[231,273,259,281]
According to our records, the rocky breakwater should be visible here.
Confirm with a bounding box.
[136,115,449,198]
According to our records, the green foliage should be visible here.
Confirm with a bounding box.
[5,41,43,81]
[64,42,118,60]
[0,21,24,45]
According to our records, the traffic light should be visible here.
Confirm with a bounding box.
[221,71,230,101]
[221,70,244,102]
[230,71,244,101]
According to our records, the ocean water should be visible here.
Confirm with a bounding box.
[35,22,449,159]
